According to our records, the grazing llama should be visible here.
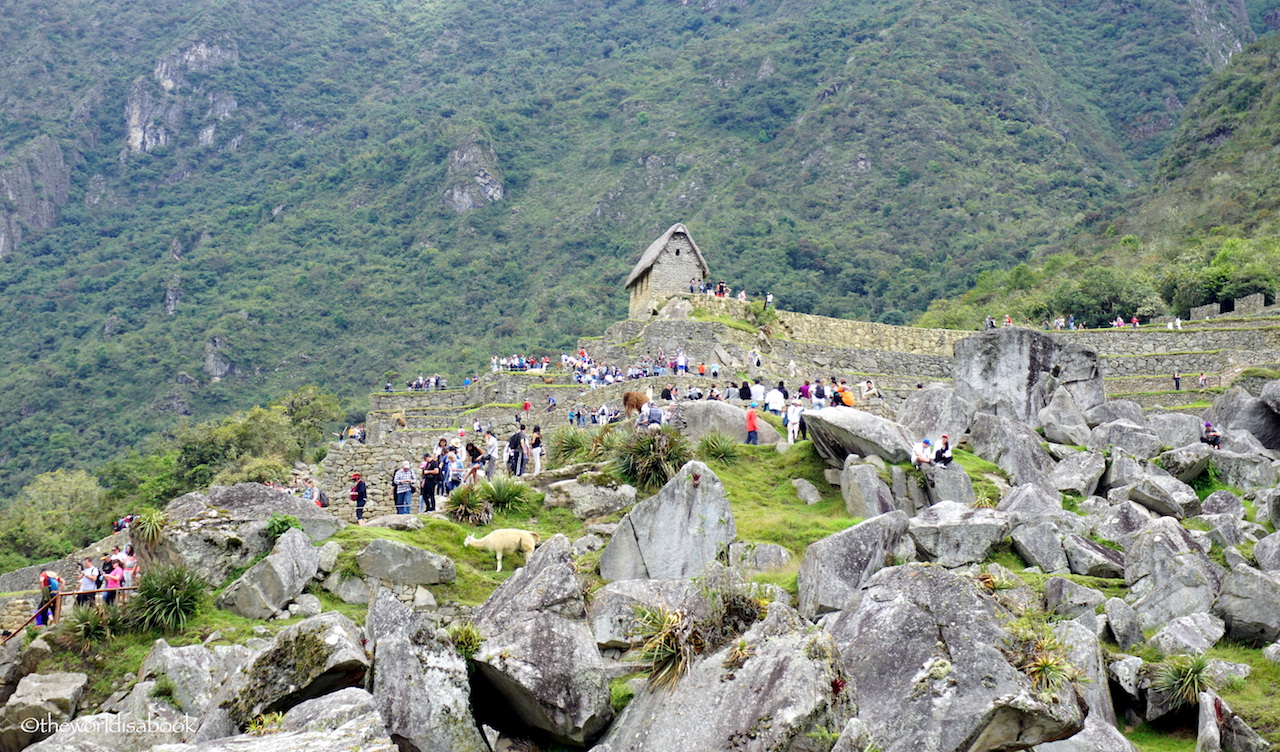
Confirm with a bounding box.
[464,529,540,572]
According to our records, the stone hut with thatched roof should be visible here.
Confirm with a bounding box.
[624,223,709,319]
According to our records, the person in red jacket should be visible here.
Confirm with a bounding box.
[745,402,760,445]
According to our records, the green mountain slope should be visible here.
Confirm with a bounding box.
[0,0,1257,495]
[917,31,1280,331]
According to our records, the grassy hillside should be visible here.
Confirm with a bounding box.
[0,0,1256,495]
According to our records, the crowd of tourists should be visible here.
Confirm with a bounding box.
[32,544,140,627]
[347,424,546,521]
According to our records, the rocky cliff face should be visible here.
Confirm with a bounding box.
[0,136,71,258]
[125,40,239,155]
[442,131,503,213]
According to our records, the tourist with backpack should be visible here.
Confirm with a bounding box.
[36,569,62,625]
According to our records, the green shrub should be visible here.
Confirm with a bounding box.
[150,675,179,707]
[628,567,764,690]
[264,512,302,540]
[476,475,537,511]
[1153,654,1218,707]
[127,564,208,633]
[546,426,591,467]
[448,622,483,660]
[56,604,127,654]
[696,431,742,466]
[445,485,494,526]
[131,508,169,547]
[611,426,692,491]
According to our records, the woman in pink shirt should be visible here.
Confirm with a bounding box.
[103,560,123,606]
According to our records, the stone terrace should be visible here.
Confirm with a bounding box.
[319,295,1280,508]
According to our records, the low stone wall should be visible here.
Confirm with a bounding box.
[1188,290,1279,320]
[1099,350,1265,377]
[685,295,968,355]
[319,443,426,523]
[1051,328,1280,357]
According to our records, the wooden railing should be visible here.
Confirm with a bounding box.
[1,587,137,645]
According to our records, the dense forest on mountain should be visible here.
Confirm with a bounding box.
[0,0,1273,496]
[918,29,1280,331]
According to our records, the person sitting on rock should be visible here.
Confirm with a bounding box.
[1201,422,1222,450]
[913,438,940,487]
[912,438,934,470]
[934,435,953,468]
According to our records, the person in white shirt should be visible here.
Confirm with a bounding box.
[765,386,785,415]
[785,400,803,443]
[749,379,766,404]
[912,439,934,469]
[77,558,99,606]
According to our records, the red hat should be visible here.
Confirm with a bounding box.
[942,434,949,439]
[350,472,361,480]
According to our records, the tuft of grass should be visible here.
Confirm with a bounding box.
[128,565,208,633]
[447,622,483,660]
[475,475,540,512]
[546,425,592,467]
[131,508,169,547]
[696,431,743,466]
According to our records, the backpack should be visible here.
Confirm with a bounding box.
[317,491,330,508]
[648,407,662,425]
[841,390,856,407]
[813,384,825,399]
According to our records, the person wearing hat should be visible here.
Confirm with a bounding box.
[785,399,803,444]
[1201,422,1222,449]
[912,438,934,470]
[934,434,953,468]
[392,461,416,515]
[745,402,760,445]
[349,472,367,524]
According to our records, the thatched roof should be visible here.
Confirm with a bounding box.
[624,223,709,289]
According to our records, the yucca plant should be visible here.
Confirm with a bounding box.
[696,431,742,466]
[477,475,537,511]
[131,508,169,547]
[586,423,625,461]
[611,425,692,491]
[56,605,126,654]
[446,484,494,526]
[546,426,591,467]
[1153,654,1218,707]
[1022,650,1072,691]
[630,604,703,691]
[127,564,208,633]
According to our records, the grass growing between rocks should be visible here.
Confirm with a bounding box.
[327,506,595,606]
[32,586,365,711]
[1205,642,1280,743]
[718,442,853,559]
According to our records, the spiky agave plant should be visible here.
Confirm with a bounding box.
[611,425,692,491]
[445,484,494,526]
[1153,654,1218,707]
[696,431,742,466]
[126,564,207,633]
